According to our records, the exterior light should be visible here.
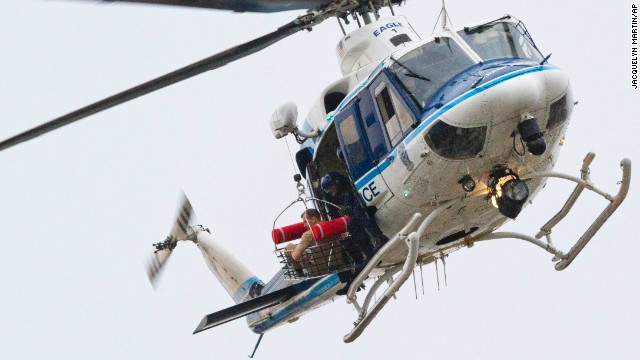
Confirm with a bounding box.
[497,179,529,219]
[490,195,499,208]
[487,168,530,219]
[503,179,529,202]
[459,175,476,192]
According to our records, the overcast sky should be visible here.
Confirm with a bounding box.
[1,1,638,359]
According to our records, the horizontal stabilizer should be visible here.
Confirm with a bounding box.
[193,286,294,334]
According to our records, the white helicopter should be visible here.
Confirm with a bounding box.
[0,0,631,356]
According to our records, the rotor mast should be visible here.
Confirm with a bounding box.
[334,2,418,75]
[335,0,398,28]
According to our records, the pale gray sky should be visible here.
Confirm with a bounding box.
[1,1,638,359]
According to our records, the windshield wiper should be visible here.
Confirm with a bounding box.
[540,53,552,65]
[390,56,431,82]
[464,15,511,35]
[405,72,431,82]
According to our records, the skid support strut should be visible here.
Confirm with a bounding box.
[343,202,452,343]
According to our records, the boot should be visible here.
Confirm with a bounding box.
[336,281,365,296]
[372,234,390,253]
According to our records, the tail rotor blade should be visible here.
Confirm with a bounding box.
[147,246,173,287]
[146,191,195,287]
[170,192,194,239]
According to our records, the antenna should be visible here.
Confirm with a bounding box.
[440,0,447,29]
[412,270,418,300]
[442,253,448,287]
[432,0,453,34]
[387,0,396,16]
[419,263,425,294]
[435,257,440,290]
[337,17,347,35]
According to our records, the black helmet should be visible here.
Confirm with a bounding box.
[321,172,347,193]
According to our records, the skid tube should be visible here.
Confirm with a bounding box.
[473,153,631,270]
[343,202,453,343]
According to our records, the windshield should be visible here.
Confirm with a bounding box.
[388,37,475,111]
[457,21,543,62]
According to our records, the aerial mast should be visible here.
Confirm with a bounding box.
[438,0,451,31]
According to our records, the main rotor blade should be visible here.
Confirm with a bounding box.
[90,0,334,13]
[0,20,305,153]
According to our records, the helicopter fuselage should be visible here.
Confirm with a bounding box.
[239,15,574,334]
[301,16,573,265]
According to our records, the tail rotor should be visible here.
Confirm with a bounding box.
[146,192,194,287]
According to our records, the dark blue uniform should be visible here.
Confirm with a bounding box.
[324,188,381,263]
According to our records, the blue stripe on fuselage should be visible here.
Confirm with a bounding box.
[354,63,558,190]
[232,276,263,303]
[354,155,393,190]
[405,64,557,144]
[250,274,341,333]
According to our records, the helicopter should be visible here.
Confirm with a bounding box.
[0,0,634,358]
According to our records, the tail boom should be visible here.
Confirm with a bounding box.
[190,225,264,304]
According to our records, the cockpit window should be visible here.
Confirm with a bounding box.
[388,37,475,111]
[338,114,365,165]
[424,120,487,160]
[457,21,543,62]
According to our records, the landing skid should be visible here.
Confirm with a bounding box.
[341,152,630,343]
[472,153,631,270]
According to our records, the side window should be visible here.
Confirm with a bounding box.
[546,93,572,130]
[339,114,365,165]
[363,110,388,161]
[374,82,414,147]
[424,120,487,160]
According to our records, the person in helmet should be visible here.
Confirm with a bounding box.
[320,172,389,295]
[320,171,355,219]
[320,171,389,295]
[320,171,388,252]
